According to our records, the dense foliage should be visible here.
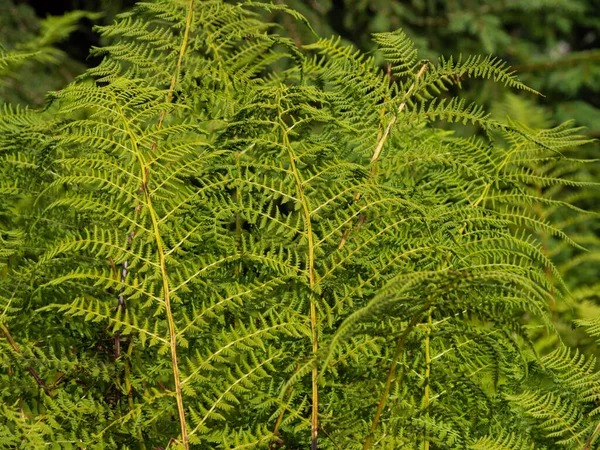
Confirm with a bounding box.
[262,0,600,355]
[1,1,599,449]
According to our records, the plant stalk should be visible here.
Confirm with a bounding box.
[339,62,428,250]
[279,105,319,449]
[1,323,50,395]
[114,1,195,447]
[584,420,600,450]
[422,307,433,450]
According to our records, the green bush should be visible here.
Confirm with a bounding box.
[1,1,599,449]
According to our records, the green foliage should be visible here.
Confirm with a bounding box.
[0,1,598,449]
[262,1,600,336]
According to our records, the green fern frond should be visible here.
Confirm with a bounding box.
[470,431,536,450]
[372,30,418,78]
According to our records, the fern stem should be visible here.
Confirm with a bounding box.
[161,0,195,126]
[113,231,133,405]
[421,307,433,450]
[370,62,428,163]
[146,0,196,444]
[234,151,242,277]
[145,184,189,448]
[279,105,319,449]
[339,62,428,250]
[1,323,50,395]
[469,140,525,211]
[321,424,342,449]
[113,1,196,447]
[272,363,303,440]
[271,389,291,439]
[363,305,429,450]
[584,419,600,450]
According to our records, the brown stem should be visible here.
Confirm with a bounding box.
[1,323,50,395]
[272,362,303,441]
[584,420,600,450]
[320,424,342,450]
[114,233,133,361]
[110,1,196,447]
[114,199,138,412]
[275,0,302,47]
[150,4,196,448]
[272,388,292,438]
[533,186,555,311]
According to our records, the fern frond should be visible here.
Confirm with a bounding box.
[372,30,418,78]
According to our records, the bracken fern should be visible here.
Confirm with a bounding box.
[0,1,598,449]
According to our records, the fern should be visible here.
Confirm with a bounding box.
[0,1,598,449]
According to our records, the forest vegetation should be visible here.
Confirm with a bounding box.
[0,0,599,449]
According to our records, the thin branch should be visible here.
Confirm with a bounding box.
[321,424,342,450]
[584,420,600,450]
[276,0,302,47]
[1,323,50,395]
